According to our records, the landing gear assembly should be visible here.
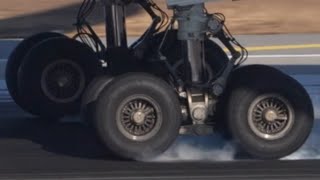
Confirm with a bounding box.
[6,0,314,160]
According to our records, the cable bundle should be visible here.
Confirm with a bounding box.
[73,0,104,54]
[213,13,249,66]
[147,0,170,32]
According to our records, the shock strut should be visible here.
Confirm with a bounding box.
[168,1,243,124]
[168,3,210,124]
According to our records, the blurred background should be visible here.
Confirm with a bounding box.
[0,0,320,38]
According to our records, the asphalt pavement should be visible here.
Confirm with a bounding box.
[0,34,320,179]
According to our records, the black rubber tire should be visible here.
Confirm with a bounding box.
[81,75,113,126]
[94,73,181,161]
[215,65,286,138]
[5,32,66,116]
[225,65,314,159]
[17,37,102,118]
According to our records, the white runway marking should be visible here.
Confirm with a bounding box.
[0,38,23,41]
[226,54,320,59]
[248,54,320,58]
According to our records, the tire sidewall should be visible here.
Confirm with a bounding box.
[5,32,66,115]
[227,71,314,159]
[81,75,114,126]
[95,73,181,160]
[18,37,101,116]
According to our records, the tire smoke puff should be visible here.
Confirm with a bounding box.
[147,86,320,162]
[147,134,237,162]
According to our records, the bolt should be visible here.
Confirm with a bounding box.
[192,107,207,121]
[133,111,146,124]
[265,110,277,122]
[212,84,224,96]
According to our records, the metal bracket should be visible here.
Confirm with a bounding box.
[187,89,209,124]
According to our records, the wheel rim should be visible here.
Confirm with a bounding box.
[117,95,163,142]
[248,94,294,140]
[41,59,86,104]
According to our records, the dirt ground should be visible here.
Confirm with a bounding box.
[0,0,319,38]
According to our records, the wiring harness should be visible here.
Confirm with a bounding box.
[73,0,106,59]
[146,0,170,32]
[212,12,248,66]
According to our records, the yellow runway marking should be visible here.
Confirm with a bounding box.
[224,44,320,52]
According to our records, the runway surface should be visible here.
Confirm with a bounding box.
[1,102,320,180]
[0,34,320,179]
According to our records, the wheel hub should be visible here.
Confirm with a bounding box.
[264,109,278,122]
[57,75,70,88]
[132,111,146,124]
[120,98,159,137]
[248,94,294,140]
[41,59,86,104]
[117,96,162,142]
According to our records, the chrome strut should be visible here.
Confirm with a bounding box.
[172,4,208,84]
[101,0,128,49]
[169,3,210,123]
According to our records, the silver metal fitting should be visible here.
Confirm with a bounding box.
[208,15,223,34]
[181,105,189,121]
[192,106,207,121]
[174,4,208,41]
[187,89,209,123]
[179,91,188,98]
[212,83,224,96]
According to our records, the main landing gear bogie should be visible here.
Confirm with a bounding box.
[87,65,314,161]
[5,0,315,161]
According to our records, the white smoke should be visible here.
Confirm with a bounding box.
[148,90,320,162]
[148,134,237,162]
[283,92,320,160]
[0,80,6,90]
[283,121,320,160]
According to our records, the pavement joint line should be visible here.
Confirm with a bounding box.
[0,38,23,41]
[224,44,320,52]
[0,54,320,63]
[0,42,318,55]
